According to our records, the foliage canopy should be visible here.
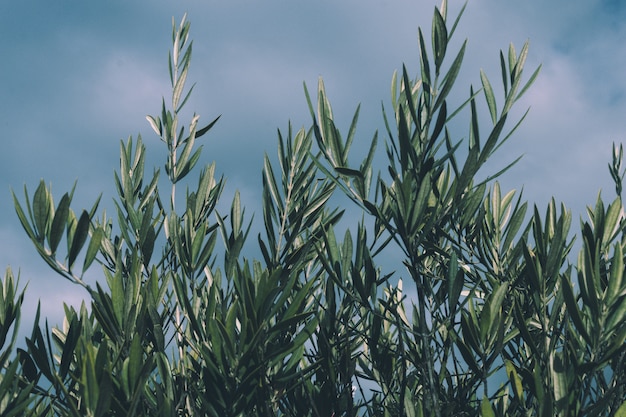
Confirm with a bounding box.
[1,2,625,416]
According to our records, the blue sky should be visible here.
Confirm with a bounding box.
[1,0,625,328]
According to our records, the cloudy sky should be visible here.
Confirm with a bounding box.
[1,0,625,328]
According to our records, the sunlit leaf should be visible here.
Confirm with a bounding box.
[505,360,524,402]
[480,397,495,417]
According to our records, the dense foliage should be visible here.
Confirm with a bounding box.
[1,2,625,416]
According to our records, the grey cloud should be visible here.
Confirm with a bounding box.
[2,0,626,329]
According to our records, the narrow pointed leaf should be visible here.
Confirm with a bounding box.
[480,69,497,123]
[83,227,104,274]
[68,210,90,269]
[33,181,50,241]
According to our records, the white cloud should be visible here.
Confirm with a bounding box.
[455,0,626,218]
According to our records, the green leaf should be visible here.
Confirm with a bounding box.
[447,1,467,40]
[605,296,626,334]
[418,28,431,88]
[606,243,624,306]
[345,104,360,156]
[33,180,50,241]
[302,185,334,220]
[551,353,569,410]
[68,210,90,269]
[480,397,495,417]
[231,190,242,237]
[447,252,463,313]
[560,274,592,346]
[106,270,124,330]
[140,225,156,268]
[515,63,542,102]
[175,146,203,183]
[120,140,132,198]
[468,89,480,152]
[215,313,236,360]
[81,348,99,413]
[25,334,53,382]
[615,400,626,417]
[263,154,281,209]
[404,385,417,417]
[95,371,113,417]
[196,114,221,139]
[478,115,508,167]
[508,43,517,78]
[146,115,162,136]
[172,47,192,110]
[58,314,81,379]
[12,189,37,242]
[335,166,364,178]
[431,6,448,72]
[434,40,466,111]
[82,227,103,274]
[500,50,509,96]
[603,197,622,247]
[431,101,447,145]
[49,193,71,254]
[128,337,143,391]
[459,313,481,370]
[488,282,508,325]
[480,69,497,124]
[176,82,196,114]
[502,200,527,251]
[479,303,493,345]
[505,360,524,401]
[194,162,218,215]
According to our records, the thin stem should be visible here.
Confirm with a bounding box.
[275,151,298,264]
[413,266,442,417]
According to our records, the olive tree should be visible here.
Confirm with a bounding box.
[1,1,625,416]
